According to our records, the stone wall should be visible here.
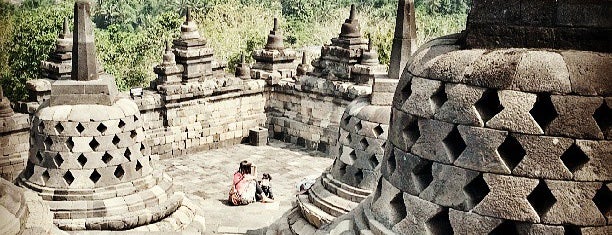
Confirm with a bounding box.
[265,76,371,157]
[0,113,29,182]
[135,80,267,159]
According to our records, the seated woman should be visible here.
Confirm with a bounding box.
[229,161,272,206]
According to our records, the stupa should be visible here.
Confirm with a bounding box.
[17,1,204,231]
[311,4,368,81]
[251,18,298,83]
[323,0,612,234]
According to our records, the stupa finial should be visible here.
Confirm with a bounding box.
[71,0,99,81]
[349,4,356,20]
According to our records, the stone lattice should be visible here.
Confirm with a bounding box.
[320,1,611,234]
[16,1,205,232]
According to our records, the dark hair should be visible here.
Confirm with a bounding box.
[262,173,271,180]
[242,163,252,175]
[239,160,248,172]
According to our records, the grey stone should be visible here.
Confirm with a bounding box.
[473,174,540,223]
[71,0,99,81]
[371,178,404,228]
[388,108,419,152]
[449,209,502,235]
[512,51,571,94]
[512,135,573,180]
[400,77,443,119]
[548,95,604,139]
[434,83,486,126]
[419,163,480,210]
[388,0,417,80]
[515,223,565,235]
[427,49,486,83]
[391,193,444,235]
[466,49,527,90]
[455,125,511,174]
[486,90,543,134]
[411,119,455,164]
[386,148,430,196]
[573,140,612,181]
[562,51,612,96]
[542,180,606,226]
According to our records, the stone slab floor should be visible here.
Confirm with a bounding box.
[158,140,334,234]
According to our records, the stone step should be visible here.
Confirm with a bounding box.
[308,181,358,217]
[296,194,335,229]
[287,207,317,235]
[321,174,369,203]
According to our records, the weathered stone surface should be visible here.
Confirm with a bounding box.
[542,180,606,226]
[473,174,540,222]
[434,83,486,126]
[386,147,431,196]
[371,178,404,228]
[411,119,455,164]
[408,44,460,77]
[467,49,526,89]
[388,0,417,80]
[562,51,612,96]
[455,125,510,174]
[512,135,573,180]
[426,49,486,83]
[388,108,419,152]
[71,0,99,81]
[391,193,446,234]
[449,209,502,235]
[547,95,604,139]
[573,140,612,181]
[512,51,571,94]
[419,163,480,210]
[486,90,542,134]
[400,77,443,118]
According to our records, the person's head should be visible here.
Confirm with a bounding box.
[242,163,252,175]
[262,173,271,180]
[239,160,248,172]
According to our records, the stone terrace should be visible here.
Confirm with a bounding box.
[158,140,333,234]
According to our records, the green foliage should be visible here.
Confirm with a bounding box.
[1,0,468,101]
[0,1,72,100]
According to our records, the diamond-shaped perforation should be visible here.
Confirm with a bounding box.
[89,138,100,151]
[338,161,347,175]
[66,137,74,151]
[593,184,611,219]
[386,150,397,175]
[369,154,379,168]
[102,152,113,164]
[23,163,35,179]
[77,154,87,167]
[124,148,132,161]
[475,89,504,123]
[489,220,519,235]
[355,121,363,132]
[130,130,137,139]
[112,135,120,145]
[38,121,45,133]
[463,174,490,208]
[140,143,145,152]
[44,136,53,149]
[389,193,407,225]
[560,143,589,173]
[497,135,526,171]
[42,170,50,184]
[347,132,353,144]
[342,115,351,126]
[426,209,453,235]
[443,126,466,162]
[63,171,74,185]
[349,150,357,162]
[54,123,64,134]
[118,119,126,129]
[373,125,384,137]
[355,169,364,184]
[402,117,420,147]
[529,94,557,131]
[114,165,125,180]
[135,161,143,171]
[76,123,85,134]
[400,82,412,101]
[90,169,101,184]
[593,100,611,136]
[97,123,107,134]
[54,153,63,167]
[527,180,556,217]
[412,160,433,191]
[36,151,43,164]
[430,84,448,111]
[134,115,139,123]
[360,138,369,150]
[563,225,582,235]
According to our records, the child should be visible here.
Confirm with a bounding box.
[260,173,274,200]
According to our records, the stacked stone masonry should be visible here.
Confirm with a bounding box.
[323,34,611,235]
[0,114,29,182]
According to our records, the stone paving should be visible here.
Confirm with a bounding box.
[158,140,334,234]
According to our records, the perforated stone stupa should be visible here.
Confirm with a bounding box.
[322,0,611,234]
[17,1,204,231]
